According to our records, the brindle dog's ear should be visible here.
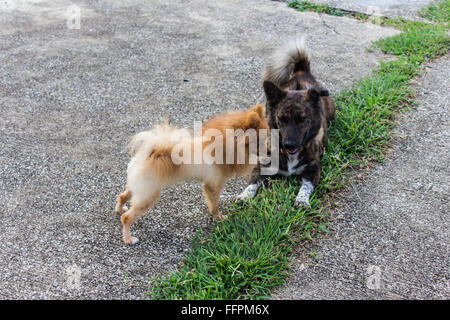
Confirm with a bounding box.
[306,88,329,100]
[263,81,286,106]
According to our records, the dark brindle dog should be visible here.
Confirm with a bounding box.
[237,36,335,207]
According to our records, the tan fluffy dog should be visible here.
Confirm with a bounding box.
[115,104,269,244]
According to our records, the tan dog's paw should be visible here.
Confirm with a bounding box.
[214,212,227,221]
[115,204,128,215]
[123,236,139,245]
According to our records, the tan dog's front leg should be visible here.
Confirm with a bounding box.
[202,180,226,221]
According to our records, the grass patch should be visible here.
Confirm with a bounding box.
[287,0,374,21]
[374,21,449,60]
[287,0,345,16]
[148,181,323,299]
[419,0,450,23]
[147,2,449,299]
[289,0,450,28]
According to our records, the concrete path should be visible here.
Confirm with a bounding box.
[275,55,450,300]
[0,0,406,299]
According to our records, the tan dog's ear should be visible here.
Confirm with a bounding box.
[252,104,265,119]
[246,111,260,129]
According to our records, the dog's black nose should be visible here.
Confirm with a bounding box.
[283,141,297,150]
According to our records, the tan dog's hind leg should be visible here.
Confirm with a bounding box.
[115,187,131,214]
[202,178,226,221]
[121,192,160,245]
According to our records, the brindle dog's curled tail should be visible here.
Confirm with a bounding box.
[263,35,310,86]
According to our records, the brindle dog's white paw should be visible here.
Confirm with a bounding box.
[294,179,314,208]
[294,196,310,208]
[236,183,260,203]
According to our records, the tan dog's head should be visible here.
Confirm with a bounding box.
[244,104,269,132]
[202,104,269,135]
[238,104,270,158]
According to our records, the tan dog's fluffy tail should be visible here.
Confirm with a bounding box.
[127,124,187,179]
[127,129,156,158]
[263,35,310,86]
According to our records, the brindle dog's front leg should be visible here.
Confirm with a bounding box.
[237,165,269,202]
[294,159,320,208]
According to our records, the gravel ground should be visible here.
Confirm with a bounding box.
[274,55,450,300]
[0,0,399,299]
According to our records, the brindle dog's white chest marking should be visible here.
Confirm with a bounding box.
[279,154,307,176]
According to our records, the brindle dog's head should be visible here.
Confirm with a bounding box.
[263,80,329,155]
